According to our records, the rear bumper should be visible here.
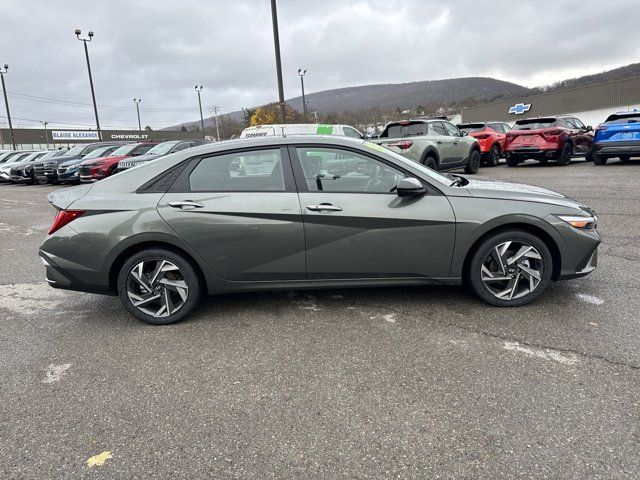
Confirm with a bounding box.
[39,249,115,296]
[593,141,640,156]
[505,148,559,159]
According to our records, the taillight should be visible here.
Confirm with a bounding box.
[544,130,561,136]
[387,140,413,150]
[475,134,491,139]
[49,210,85,234]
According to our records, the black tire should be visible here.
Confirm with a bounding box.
[464,149,481,174]
[117,248,202,325]
[423,155,437,170]
[619,155,631,163]
[485,145,500,167]
[585,149,594,162]
[467,230,553,307]
[593,153,607,165]
[557,143,572,166]
[506,156,519,167]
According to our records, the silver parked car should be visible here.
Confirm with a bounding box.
[40,136,600,325]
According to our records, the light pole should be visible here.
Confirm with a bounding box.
[133,98,142,132]
[270,0,287,124]
[40,121,49,149]
[195,85,205,138]
[297,68,307,122]
[75,29,101,140]
[0,65,16,150]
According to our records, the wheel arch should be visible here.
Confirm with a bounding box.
[460,221,562,282]
[107,238,210,294]
[420,146,440,166]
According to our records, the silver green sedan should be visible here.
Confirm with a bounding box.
[40,136,600,325]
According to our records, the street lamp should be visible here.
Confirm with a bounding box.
[297,68,307,122]
[0,64,16,150]
[40,121,49,149]
[195,85,205,138]
[133,98,142,132]
[270,0,287,124]
[75,29,101,140]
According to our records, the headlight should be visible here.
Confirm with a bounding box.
[556,214,596,229]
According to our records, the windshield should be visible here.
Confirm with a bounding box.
[364,141,453,187]
[62,145,87,157]
[7,153,32,163]
[110,144,139,156]
[83,146,115,160]
[458,123,486,133]
[146,141,180,156]
[20,152,45,162]
[513,119,556,130]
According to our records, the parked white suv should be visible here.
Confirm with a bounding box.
[240,123,363,139]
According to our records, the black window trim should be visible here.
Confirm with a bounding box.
[168,145,297,194]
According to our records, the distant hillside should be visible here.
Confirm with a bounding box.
[534,62,640,93]
[167,77,529,130]
[167,63,640,131]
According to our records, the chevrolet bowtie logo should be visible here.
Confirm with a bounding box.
[509,103,531,115]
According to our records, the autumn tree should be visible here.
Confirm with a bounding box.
[250,103,301,126]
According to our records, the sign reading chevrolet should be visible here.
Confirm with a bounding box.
[52,130,100,140]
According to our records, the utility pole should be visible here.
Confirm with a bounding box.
[75,29,101,140]
[270,0,287,124]
[133,98,142,131]
[311,111,319,124]
[209,106,221,141]
[297,68,307,122]
[194,85,205,138]
[0,65,16,150]
[40,121,49,149]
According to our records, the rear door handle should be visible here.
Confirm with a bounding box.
[168,200,204,209]
[306,203,343,212]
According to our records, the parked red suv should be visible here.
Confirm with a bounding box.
[504,116,594,167]
[457,121,511,166]
[79,142,157,182]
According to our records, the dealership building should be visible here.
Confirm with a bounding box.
[461,76,640,128]
[0,128,202,151]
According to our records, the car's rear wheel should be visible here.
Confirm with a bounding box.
[464,149,481,174]
[593,153,607,165]
[467,230,553,307]
[619,155,631,163]
[423,155,437,170]
[117,248,202,325]
[485,145,500,167]
[557,143,572,166]
[506,156,519,167]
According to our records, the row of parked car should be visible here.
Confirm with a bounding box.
[0,139,207,185]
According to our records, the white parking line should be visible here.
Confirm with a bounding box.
[503,341,579,365]
[575,293,604,305]
[42,363,71,383]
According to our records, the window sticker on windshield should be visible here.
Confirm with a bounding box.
[316,124,334,135]
[364,141,388,153]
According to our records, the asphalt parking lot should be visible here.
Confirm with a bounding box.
[1,160,639,479]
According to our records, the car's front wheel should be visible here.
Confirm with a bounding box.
[464,149,481,174]
[467,230,553,307]
[117,248,202,325]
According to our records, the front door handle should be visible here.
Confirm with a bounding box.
[168,200,204,209]
[306,203,343,212]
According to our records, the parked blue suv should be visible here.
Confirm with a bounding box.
[593,110,640,165]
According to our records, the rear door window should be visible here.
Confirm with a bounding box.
[443,122,462,137]
[189,149,285,192]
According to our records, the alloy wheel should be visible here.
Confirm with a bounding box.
[480,241,543,300]
[126,259,189,317]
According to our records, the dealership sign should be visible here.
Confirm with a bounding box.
[508,103,532,115]
[52,130,100,140]
[108,133,150,140]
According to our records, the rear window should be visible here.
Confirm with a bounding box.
[458,123,486,133]
[605,113,640,123]
[381,122,427,138]
[513,118,557,130]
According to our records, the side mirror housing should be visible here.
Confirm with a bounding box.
[461,130,468,136]
[397,177,426,197]
[585,125,592,132]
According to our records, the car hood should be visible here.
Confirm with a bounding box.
[59,158,87,168]
[49,154,83,163]
[80,154,129,166]
[460,176,583,209]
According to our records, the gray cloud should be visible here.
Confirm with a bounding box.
[1,0,638,129]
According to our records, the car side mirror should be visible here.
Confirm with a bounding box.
[397,177,426,197]
[460,130,468,136]
[585,125,592,132]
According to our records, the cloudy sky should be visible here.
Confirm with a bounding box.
[1,0,639,129]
